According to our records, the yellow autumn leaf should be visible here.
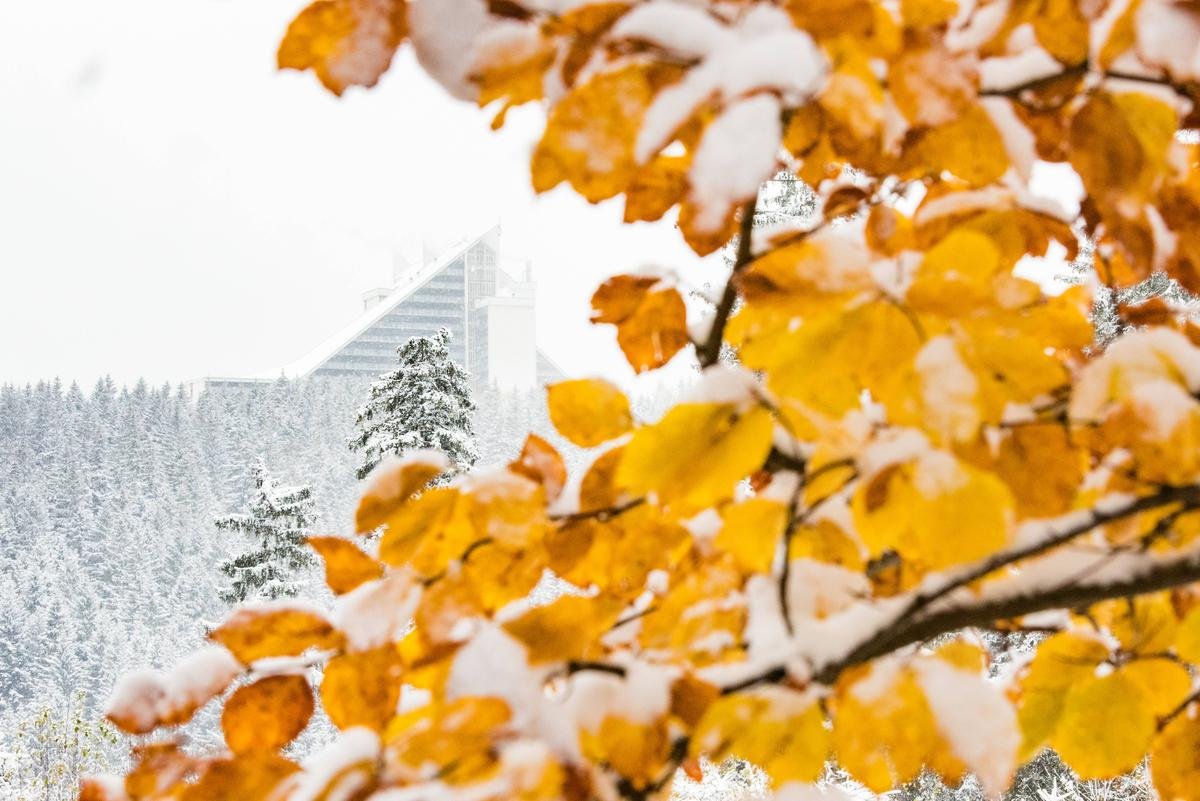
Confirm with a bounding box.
[1052,671,1157,779]
[1152,713,1200,801]
[617,403,775,512]
[582,716,671,788]
[1093,594,1179,655]
[222,675,314,755]
[355,452,447,534]
[691,690,829,786]
[906,228,1003,314]
[852,453,1013,568]
[1174,606,1200,663]
[547,379,634,448]
[180,754,298,801]
[754,300,923,418]
[716,498,789,573]
[1015,632,1110,758]
[906,104,1009,187]
[1120,658,1192,717]
[833,665,960,792]
[592,277,691,373]
[501,595,623,663]
[624,155,689,223]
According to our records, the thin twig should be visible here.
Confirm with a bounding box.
[696,197,758,368]
[551,498,645,524]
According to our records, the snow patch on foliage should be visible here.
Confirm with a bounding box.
[979,45,1061,91]
[857,428,930,476]
[286,727,381,801]
[632,3,826,162]
[611,0,729,59]
[408,0,493,99]
[104,645,240,732]
[914,659,1018,797]
[915,336,980,443]
[1070,327,1200,421]
[688,94,783,232]
[333,570,421,651]
[687,364,761,405]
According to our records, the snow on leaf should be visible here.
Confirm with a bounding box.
[356,450,449,534]
[278,0,407,95]
[209,602,343,664]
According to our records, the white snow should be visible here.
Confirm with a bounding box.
[104,669,166,733]
[284,727,381,801]
[1123,379,1199,440]
[610,1,729,60]
[161,645,242,715]
[687,94,783,233]
[773,783,860,801]
[786,559,870,620]
[408,0,494,100]
[979,46,1062,92]
[914,658,1018,798]
[103,645,241,732]
[981,98,1038,181]
[745,574,793,663]
[686,363,762,405]
[332,569,421,651]
[1136,0,1200,82]
[1069,327,1200,422]
[945,0,1011,53]
[856,428,931,476]
[632,5,827,163]
[915,337,981,444]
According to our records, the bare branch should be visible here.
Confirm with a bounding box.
[696,197,758,368]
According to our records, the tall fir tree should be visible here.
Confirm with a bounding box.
[215,459,316,604]
[349,328,478,480]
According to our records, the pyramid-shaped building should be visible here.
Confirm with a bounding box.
[189,227,563,395]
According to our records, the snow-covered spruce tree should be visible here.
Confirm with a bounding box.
[215,459,316,604]
[349,328,477,480]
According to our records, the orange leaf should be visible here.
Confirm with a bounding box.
[222,675,314,755]
[308,536,383,595]
[180,754,298,801]
[209,605,343,664]
[509,433,568,501]
[531,64,662,202]
[277,0,407,96]
[355,452,447,533]
[321,646,404,732]
[591,276,689,373]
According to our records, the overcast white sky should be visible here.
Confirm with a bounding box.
[0,0,714,389]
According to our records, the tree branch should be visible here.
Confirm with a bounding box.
[814,546,1200,683]
[696,197,758,368]
[860,485,1200,662]
[720,485,1200,692]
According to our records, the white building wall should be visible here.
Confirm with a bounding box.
[482,296,537,391]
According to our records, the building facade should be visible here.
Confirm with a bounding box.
[187,227,562,396]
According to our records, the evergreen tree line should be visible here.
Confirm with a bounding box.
[0,373,653,748]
